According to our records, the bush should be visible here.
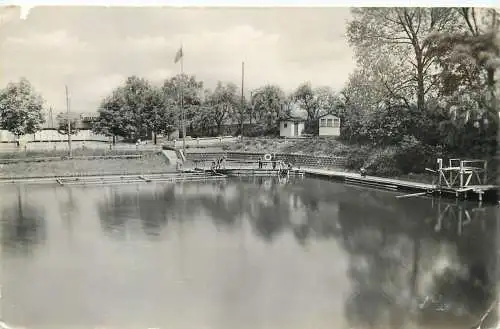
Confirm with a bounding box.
[393,136,443,174]
[362,147,401,177]
[344,146,371,170]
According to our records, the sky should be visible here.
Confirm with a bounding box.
[0,6,356,114]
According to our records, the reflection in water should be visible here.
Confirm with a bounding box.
[56,186,80,237]
[1,185,46,256]
[0,178,498,329]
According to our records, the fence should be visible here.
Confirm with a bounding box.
[0,129,111,143]
[0,141,162,153]
[165,136,240,148]
[185,151,346,169]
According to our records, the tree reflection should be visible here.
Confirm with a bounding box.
[1,185,46,256]
[92,177,498,329]
[332,190,498,329]
[56,186,80,235]
[97,187,139,239]
[137,186,175,238]
[97,185,188,239]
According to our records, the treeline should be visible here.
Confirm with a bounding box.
[0,76,341,143]
[91,75,342,143]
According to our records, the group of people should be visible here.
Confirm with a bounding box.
[210,155,227,173]
[208,153,295,175]
[257,154,293,172]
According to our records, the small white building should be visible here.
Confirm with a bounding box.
[279,117,305,138]
[318,114,340,137]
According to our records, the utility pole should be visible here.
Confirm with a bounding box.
[180,48,186,152]
[241,61,245,139]
[49,107,54,129]
[65,85,72,157]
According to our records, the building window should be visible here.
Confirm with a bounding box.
[333,118,340,128]
[320,119,327,127]
[326,119,333,127]
[284,123,288,128]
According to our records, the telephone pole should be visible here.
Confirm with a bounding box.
[240,61,245,138]
[65,85,72,157]
[49,107,54,129]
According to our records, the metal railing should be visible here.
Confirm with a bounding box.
[191,159,291,171]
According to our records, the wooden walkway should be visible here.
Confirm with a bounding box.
[207,164,435,191]
[302,168,435,190]
[303,168,497,201]
[215,165,497,202]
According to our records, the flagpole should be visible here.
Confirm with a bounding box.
[180,44,186,153]
[65,85,72,157]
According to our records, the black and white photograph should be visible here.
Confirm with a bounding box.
[0,4,499,329]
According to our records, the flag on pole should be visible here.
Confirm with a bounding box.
[174,46,183,63]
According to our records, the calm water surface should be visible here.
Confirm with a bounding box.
[0,177,499,329]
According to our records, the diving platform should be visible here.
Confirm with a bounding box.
[303,158,498,202]
[431,158,497,201]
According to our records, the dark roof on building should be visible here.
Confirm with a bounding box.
[280,115,306,122]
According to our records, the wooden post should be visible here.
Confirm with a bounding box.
[458,207,463,236]
[483,160,487,184]
[437,158,442,188]
[450,160,453,185]
[459,160,464,188]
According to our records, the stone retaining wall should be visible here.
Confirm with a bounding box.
[185,151,346,168]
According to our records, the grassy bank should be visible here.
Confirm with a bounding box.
[0,148,151,159]
[0,151,173,178]
[222,137,351,156]
[222,137,497,185]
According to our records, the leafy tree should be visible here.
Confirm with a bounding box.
[162,74,203,108]
[315,86,340,116]
[292,82,316,133]
[161,74,204,137]
[428,8,499,125]
[231,93,247,137]
[93,89,124,144]
[191,106,217,137]
[205,82,239,136]
[346,8,460,112]
[123,76,154,140]
[292,83,340,134]
[0,78,45,141]
[250,85,287,135]
[143,85,172,144]
[339,68,388,143]
[94,76,156,142]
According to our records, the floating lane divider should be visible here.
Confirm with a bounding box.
[0,171,228,186]
[56,172,228,186]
